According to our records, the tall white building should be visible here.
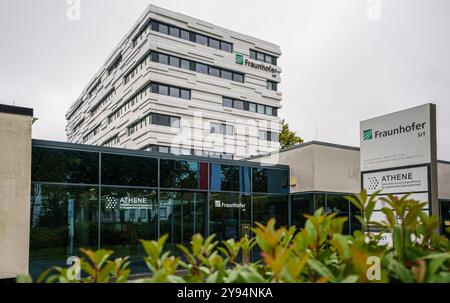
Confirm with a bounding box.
[66,4,283,159]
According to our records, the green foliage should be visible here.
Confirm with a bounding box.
[279,119,303,149]
[19,191,449,283]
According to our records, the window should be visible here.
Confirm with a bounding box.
[209,67,221,77]
[180,29,190,40]
[208,38,220,50]
[259,130,279,142]
[150,113,180,128]
[250,49,278,66]
[221,70,233,80]
[169,87,180,98]
[233,100,244,110]
[31,147,99,184]
[169,26,180,37]
[195,34,208,45]
[160,160,208,190]
[210,122,234,135]
[180,89,190,100]
[267,81,278,91]
[150,20,233,52]
[180,59,190,70]
[221,42,232,52]
[196,63,208,74]
[222,97,233,108]
[159,54,169,65]
[252,167,289,194]
[249,103,257,112]
[233,73,244,83]
[257,104,265,114]
[101,154,157,187]
[169,57,180,67]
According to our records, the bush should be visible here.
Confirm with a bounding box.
[18,191,450,283]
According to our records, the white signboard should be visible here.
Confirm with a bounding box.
[373,192,429,210]
[363,166,428,195]
[360,104,432,172]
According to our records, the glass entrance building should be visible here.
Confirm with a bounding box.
[29,140,289,276]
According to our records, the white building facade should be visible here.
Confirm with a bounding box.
[66,4,283,160]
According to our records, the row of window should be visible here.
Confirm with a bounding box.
[32,147,289,193]
[82,125,100,143]
[222,97,278,117]
[72,118,84,133]
[67,101,84,121]
[108,83,151,124]
[142,145,234,160]
[148,20,233,53]
[90,88,116,116]
[250,49,278,66]
[102,135,120,148]
[210,122,234,136]
[88,80,101,98]
[124,51,151,84]
[107,55,122,75]
[150,82,191,100]
[151,51,244,83]
[128,113,181,135]
[259,130,279,142]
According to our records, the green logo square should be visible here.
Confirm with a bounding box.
[235,53,244,65]
[363,129,373,141]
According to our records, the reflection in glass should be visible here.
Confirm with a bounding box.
[29,184,98,278]
[160,160,208,190]
[100,187,157,273]
[101,153,157,187]
[159,191,207,253]
[32,147,99,184]
[252,168,289,194]
[253,194,288,228]
[291,193,314,229]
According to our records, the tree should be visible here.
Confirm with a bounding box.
[279,119,303,149]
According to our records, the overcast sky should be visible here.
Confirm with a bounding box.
[1,0,449,159]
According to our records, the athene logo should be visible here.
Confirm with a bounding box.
[367,176,379,190]
[106,196,118,209]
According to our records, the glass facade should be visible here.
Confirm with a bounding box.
[291,192,359,235]
[30,141,289,277]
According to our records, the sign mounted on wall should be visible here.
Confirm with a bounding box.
[360,104,433,172]
[363,166,429,195]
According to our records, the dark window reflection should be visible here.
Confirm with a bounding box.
[29,184,98,278]
[100,187,158,273]
[440,200,450,237]
[101,153,157,187]
[253,194,288,228]
[209,164,240,192]
[160,160,208,190]
[326,194,350,234]
[291,193,314,229]
[252,168,289,194]
[32,147,99,184]
[159,191,207,253]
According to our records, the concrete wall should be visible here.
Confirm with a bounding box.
[250,142,361,194]
[251,142,450,200]
[438,161,450,199]
[0,108,33,279]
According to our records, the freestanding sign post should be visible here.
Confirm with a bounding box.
[360,103,439,237]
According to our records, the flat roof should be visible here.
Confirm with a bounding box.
[246,140,450,164]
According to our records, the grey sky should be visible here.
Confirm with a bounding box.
[1,0,449,159]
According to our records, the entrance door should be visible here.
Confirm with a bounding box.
[209,192,251,240]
